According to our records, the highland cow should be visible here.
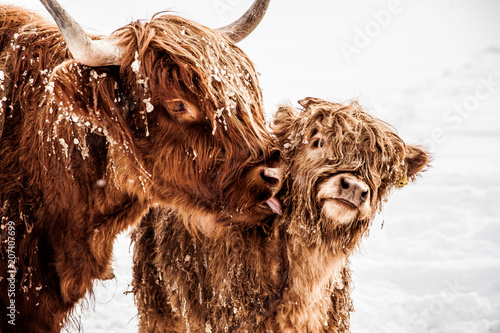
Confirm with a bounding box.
[0,0,283,331]
[132,97,430,332]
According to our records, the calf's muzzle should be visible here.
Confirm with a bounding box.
[336,174,370,208]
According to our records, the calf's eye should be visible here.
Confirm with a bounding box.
[312,139,325,148]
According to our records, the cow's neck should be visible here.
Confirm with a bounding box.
[29,127,149,304]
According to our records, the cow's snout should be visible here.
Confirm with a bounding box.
[337,175,370,208]
[257,165,284,192]
[247,164,284,215]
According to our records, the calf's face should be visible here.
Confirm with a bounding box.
[273,98,429,244]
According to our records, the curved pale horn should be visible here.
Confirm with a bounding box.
[39,0,123,66]
[216,0,270,43]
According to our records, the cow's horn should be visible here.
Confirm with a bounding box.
[216,0,270,43]
[39,0,123,66]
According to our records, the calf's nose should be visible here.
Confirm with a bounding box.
[338,176,369,208]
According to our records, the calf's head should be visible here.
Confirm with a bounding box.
[41,0,282,218]
[273,98,430,249]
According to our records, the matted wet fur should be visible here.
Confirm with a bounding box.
[0,5,280,332]
[132,97,430,332]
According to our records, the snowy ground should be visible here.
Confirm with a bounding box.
[6,0,499,332]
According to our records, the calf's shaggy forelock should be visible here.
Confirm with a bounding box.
[0,3,280,332]
[132,97,430,332]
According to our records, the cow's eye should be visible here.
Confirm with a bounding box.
[312,139,325,148]
[165,100,187,113]
[163,99,200,122]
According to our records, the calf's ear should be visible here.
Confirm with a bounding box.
[298,97,326,109]
[406,145,431,179]
[272,105,299,145]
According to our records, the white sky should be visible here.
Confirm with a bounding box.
[6,0,500,112]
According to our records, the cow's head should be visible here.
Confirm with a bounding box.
[272,98,430,249]
[41,0,283,219]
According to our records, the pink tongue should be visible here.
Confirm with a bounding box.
[265,197,282,215]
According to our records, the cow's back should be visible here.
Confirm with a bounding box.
[0,4,69,158]
[0,5,60,80]
[0,5,67,136]
[0,5,37,138]
[1,5,41,50]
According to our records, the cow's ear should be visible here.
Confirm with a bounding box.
[272,105,299,145]
[52,61,119,116]
[50,60,134,147]
[405,145,431,179]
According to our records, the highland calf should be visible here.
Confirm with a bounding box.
[132,97,430,332]
[0,1,282,331]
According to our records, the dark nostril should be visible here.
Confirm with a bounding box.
[260,170,280,187]
[337,175,369,207]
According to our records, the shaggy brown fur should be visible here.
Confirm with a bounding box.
[0,5,280,332]
[132,97,430,332]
